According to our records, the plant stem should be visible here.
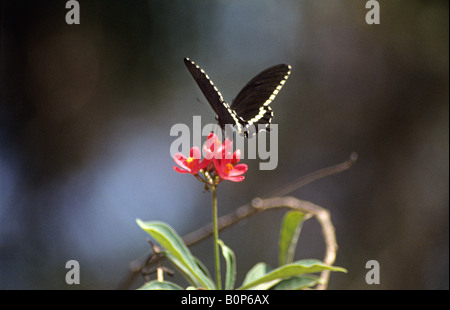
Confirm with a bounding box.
[211,185,221,290]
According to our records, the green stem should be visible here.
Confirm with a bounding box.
[211,185,221,290]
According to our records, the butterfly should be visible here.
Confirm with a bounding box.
[184,57,291,137]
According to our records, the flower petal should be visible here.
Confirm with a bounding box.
[174,153,188,169]
[190,146,202,160]
[213,158,224,177]
[223,138,233,154]
[228,164,248,177]
[232,149,241,163]
[173,166,190,174]
[227,175,245,182]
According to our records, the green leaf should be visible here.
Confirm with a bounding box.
[136,219,215,289]
[138,280,183,290]
[241,263,282,290]
[270,275,319,290]
[241,262,271,287]
[218,240,236,290]
[237,259,347,290]
[164,252,207,288]
[279,211,306,266]
[193,256,213,280]
[240,262,281,289]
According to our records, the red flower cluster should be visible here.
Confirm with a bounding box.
[173,133,248,184]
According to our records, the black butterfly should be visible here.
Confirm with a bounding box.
[184,58,291,137]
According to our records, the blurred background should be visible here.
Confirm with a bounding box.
[0,0,448,289]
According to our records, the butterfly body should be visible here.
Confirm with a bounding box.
[184,58,291,137]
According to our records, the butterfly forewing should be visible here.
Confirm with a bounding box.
[183,58,237,127]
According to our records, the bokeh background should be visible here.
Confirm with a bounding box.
[1,0,448,289]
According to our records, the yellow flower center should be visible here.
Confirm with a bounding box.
[186,157,195,169]
[224,163,234,174]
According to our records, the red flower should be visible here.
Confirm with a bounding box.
[215,149,248,182]
[174,132,247,183]
[173,146,208,175]
[203,133,234,160]
[203,133,225,160]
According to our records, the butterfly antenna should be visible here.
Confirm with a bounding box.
[196,97,205,106]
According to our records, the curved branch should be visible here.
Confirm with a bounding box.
[251,197,337,290]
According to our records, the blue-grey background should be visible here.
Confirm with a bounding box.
[1,0,448,289]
